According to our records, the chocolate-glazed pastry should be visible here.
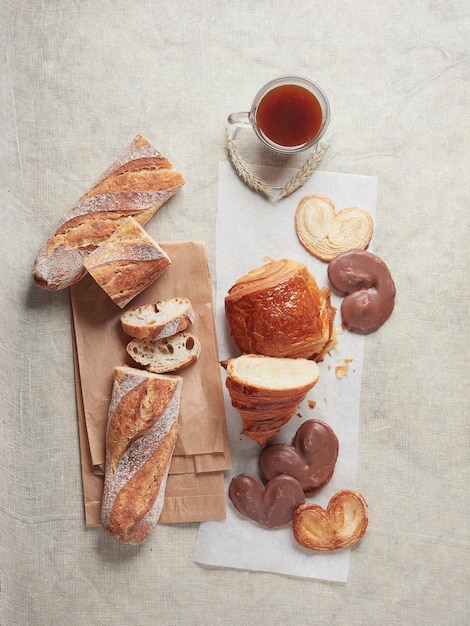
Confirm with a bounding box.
[327,249,396,333]
[228,473,305,528]
[259,419,339,495]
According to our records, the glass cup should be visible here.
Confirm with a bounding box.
[228,76,330,154]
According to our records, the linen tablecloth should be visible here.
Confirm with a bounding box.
[1,1,469,624]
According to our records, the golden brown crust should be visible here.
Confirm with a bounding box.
[292,489,368,551]
[101,366,182,544]
[106,375,178,473]
[32,135,184,291]
[82,217,171,308]
[106,421,179,544]
[84,156,177,196]
[225,259,337,360]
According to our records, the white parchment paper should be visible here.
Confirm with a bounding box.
[194,163,377,582]
[194,162,378,581]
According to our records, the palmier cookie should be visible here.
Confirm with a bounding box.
[295,194,373,262]
[228,473,305,529]
[293,489,368,551]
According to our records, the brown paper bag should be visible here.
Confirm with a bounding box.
[71,240,231,525]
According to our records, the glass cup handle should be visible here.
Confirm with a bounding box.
[227,112,251,128]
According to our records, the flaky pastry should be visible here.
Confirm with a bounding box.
[225,258,336,361]
[295,194,373,262]
[221,354,320,447]
[293,489,368,551]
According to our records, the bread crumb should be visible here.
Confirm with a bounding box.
[335,365,349,379]
[308,399,317,409]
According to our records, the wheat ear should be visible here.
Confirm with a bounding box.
[278,140,329,200]
[226,129,273,198]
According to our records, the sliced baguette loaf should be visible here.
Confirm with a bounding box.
[33,135,184,291]
[127,331,201,374]
[120,297,195,340]
[101,366,182,544]
[83,216,171,308]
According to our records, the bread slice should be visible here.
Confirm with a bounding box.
[126,331,201,374]
[120,297,195,340]
[83,216,171,308]
[221,354,320,446]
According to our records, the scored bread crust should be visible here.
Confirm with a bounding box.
[100,366,182,544]
[32,135,185,291]
[225,258,337,361]
[82,216,171,308]
[126,331,202,374]
[292,489,368,551]
[120,297,195,340]
[222,354,320,446]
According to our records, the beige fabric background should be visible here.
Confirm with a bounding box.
[1,1,469,624]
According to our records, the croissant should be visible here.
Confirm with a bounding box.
[225,259,336,361]
[33,135,184,291]
[222,354,320,446]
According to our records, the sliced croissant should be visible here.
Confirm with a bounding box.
[222,354,320,447]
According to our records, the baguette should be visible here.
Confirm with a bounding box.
[127,331,201,374]
[101,366,182,544]
[83,216,171,308]
[32,135,185,291]
[221,354,320,446]
[120,297,195,340]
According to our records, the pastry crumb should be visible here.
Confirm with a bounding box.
[308,399,316,409]
[335,365,349,379]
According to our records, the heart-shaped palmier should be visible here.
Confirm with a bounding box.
[295,194,373,262]
[293,489,368,551]
[228,473,305,528]
[259,419,339,495]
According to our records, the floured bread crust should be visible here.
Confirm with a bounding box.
[83,216,171,308]
[32,135,184,291]
[100,366,182,544]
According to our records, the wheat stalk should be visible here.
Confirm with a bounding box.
[226,128,273,198]
[226,128,329,201]
[278,139,329,200]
